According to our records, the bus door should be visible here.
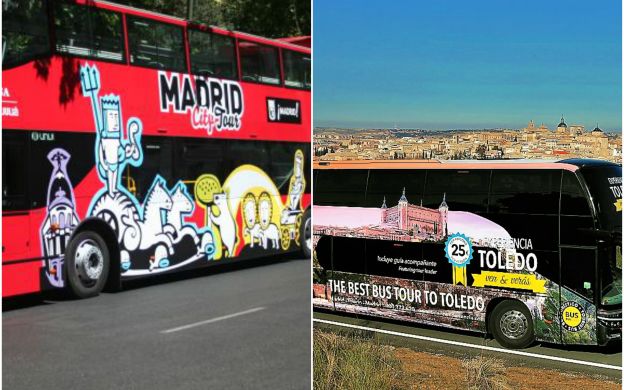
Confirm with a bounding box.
[2,131,31,260]
[559,171,599,344]
[558,246,597,343]
[2,131,41,296]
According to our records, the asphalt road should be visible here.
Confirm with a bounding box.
[314,310,622,380]
[3,257,311,390]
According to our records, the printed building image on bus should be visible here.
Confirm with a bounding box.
[2,0,311,299]
[312,160,621,348]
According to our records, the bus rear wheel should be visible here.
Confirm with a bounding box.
[65,231,110,299]
[299,209,311,259]
[489,300,534,349]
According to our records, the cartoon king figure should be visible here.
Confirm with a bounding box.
[283,150,305,215]
[80,63,142,196]
[279,150,306,248]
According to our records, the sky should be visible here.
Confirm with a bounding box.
[314,0,622,131]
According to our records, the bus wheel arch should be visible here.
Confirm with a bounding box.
[487,298,535,349]
[68,218,122,296]
[299,208,311,258]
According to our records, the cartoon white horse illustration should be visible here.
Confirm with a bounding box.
[121,178,175,270]
[165,183,200,245]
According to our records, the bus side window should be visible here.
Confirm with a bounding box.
[2,0,49,69]
[177,139,225,199]
[561,171,592,216]
[365,170,425,208]
[560,171,594,246]
[423,170,490,213]
[189,30,237,80]
[228,140,270,176]
[127,15,186,72]
[314,170,368,206]
[561,247,596,301]
[54,2,125,62]
[127,138,173,201]
[314,235,332,271]
[269,143,301,192]
[490,170,560,215]
[367,239,426,281]
[238,40,281,85]
[332,237,366,274]
[2,131,29,210]
[283,50,311,90]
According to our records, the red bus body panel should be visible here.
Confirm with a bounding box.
[2,2,310,297]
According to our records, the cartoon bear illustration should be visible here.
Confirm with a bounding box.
[210,192,237,256]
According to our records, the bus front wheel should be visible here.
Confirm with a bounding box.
[299,209,311,259]
[489,300,534,349]
[64,231,110,299]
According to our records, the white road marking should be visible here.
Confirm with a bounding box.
[314,318,622,371]
[162,307,266,334]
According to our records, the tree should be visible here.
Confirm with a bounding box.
[475,144,487,159]
[113,0,310,38]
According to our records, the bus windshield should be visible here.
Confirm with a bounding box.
[581,165,622,232]
[581,165,622,306]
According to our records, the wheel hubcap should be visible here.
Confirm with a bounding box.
[74,239,104,285]
[304,218,311,252]
[499,310,528,340]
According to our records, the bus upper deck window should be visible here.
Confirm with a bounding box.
[2,0,49,69]
[189,30,237,80]
[238,40,281,85]
[54,2,124,62]
[127,16,185,72]
[283,50,311,90]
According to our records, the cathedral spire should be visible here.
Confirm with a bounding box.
[439,192,448,210]
[399,187,408,203]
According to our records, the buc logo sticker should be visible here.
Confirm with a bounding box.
[444,233,473,268]
[561,301,586,332]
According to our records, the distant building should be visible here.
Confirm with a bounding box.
[524,120,537,132]
[556,115,568,134]
[313,119,621,164]
[569,124,584,136]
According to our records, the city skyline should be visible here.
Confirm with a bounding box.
[314,0,622,131]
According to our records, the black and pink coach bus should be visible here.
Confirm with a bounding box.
[313,159,621,348]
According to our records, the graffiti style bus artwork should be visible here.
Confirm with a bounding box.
[40,148,80,288]
[3,0,310,299]
[313,160,621,348]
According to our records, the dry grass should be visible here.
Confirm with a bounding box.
[462,356,509,390]
[313,329,410,390]
[314,329,620,390]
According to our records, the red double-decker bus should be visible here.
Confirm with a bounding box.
[2,0,311,298]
